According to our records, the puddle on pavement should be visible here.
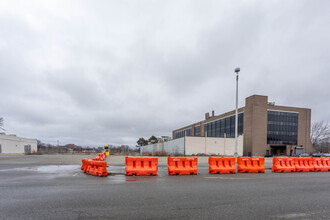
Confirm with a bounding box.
[36,165,80,173]
[2,165,166,183]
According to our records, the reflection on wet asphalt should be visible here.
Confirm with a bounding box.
[36,165,81,172]
[1,164,210,184]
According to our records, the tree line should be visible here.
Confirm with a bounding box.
[310,121,330,152]
[137,135,158,147]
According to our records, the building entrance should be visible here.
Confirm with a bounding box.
[270,146,286,156]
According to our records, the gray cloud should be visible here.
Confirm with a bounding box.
[0,1,329,146]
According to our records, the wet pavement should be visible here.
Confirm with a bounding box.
[0,156,330,219]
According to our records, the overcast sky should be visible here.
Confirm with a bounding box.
[0,1,329,147]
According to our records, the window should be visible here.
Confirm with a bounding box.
[174,128,192,139]
[203,113,244,138]
[267,110,298,145]
[194,126,200,136]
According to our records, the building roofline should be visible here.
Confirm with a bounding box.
[268,104,311,111]
[173,107,245,133]
[246,94,268,98]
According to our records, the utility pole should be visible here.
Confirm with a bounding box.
[234,67,240,158]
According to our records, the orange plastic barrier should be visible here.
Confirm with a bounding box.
[98,153,105,161]
[237,157,265,173]
[86,160,108,176]
[81,158,89,171]
[294,158,314,172]
[209,157,236,174]
[313,158,330,172]
[168,157,198,175]
[271,157,295,173]
[323,158,330,171]
[92,157,100,161]
[125,157,158,176]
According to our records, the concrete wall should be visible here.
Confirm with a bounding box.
[141,138,184,155]
[141,136,243,156]
[0,134,37,154]
[184,135,243,156]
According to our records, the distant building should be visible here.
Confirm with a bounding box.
[172,95,313,156]
[0,133,37,154]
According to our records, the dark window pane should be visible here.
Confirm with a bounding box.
[267,111,298,145]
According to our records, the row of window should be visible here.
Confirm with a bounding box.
[267,124,298,133]
[267,121,298,126]
[204,113,243,138]
[267,111,298,123]
[174,128,192,139]
[268,140,297,145]
[267,131,297,136]
[267,110,298,145]
[174,113,243,139]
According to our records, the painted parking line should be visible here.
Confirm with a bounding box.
[204,176,252,180]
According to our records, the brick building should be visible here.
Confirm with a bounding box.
[172,95,313,156]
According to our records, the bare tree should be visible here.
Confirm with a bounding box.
[0,117,4,131]
[311,121,330,148]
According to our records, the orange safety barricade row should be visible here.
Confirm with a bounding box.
[313,158,330,172]
[168,157,198,175]
[86,160,108,177]
[125,157,158,176]
[294,158,314,172]
[80,152,108,177]
[271,157,295,173]
[209,157,236,174]
[237,157,265,173]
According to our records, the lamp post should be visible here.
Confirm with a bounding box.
[234,67,240,158]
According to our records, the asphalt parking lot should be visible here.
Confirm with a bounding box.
[1,155,330,219]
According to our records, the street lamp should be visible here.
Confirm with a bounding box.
[234,67,240,158]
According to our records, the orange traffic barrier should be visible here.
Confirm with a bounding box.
[86,159,93,174]
[237,157,265,173]
[86,160,108,176]
[294,158,314,172]
[168,157,198,175]
[323,158,330,171]
[98,153,105,161]
[91,157,99,161]
[271,157,295,173]
[125,157,158,176]
[313,158,330,172]
[81,158,89,171]
[209,157,236,174]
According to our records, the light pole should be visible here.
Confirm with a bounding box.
[234,67,240,158]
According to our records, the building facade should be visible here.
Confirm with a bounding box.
[172,95,313,156]
[0,133,38,154]
[141,136,243,156]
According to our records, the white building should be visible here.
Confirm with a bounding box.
[0,133,38,154]
[141,135,243,156]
